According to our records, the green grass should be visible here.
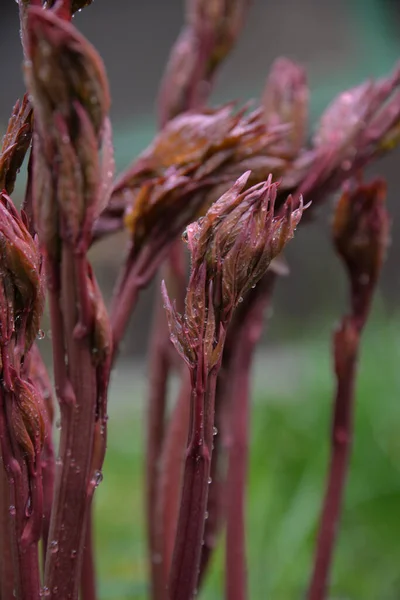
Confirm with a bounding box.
[94,315,400,599]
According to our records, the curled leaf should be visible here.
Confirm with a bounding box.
[11,373,45,464]
[118,107,286,257]
[87,265,112,365]
[0,193,44,351]
[163,172,305,371]
[0,95,33,194]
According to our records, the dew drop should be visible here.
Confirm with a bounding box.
[9,505,16,516]
[213,426,218,436]
[92,470,103,488]
[53,587,58,595]
[204,511,209,520]
[55,418,61,430]
[25,496,32,517]
[238,296,243,303]
[208,477,212,484]
[49,540,59,554]
[70,549,77,559]
[37,329,45,340]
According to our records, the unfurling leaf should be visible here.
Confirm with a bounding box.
[0,95,33,194]
[87,265,113,365]
[118,106,286,256]
[11,373,45,464]
[0,193,44,352]
[262,57,308,156]
[163,172,305,370]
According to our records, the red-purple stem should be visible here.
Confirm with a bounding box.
[307,326,357,600]
[308,272,377,598]
[0,385,41,600]
[168,363,220,600]
[44,250,98,600]
[0,450,15,599]
[24,343,56,561]
[110,241,167,361]
[225,346,252,600]
[81,512,97,600]
[198,272,276,588]
[225,278,273,600]
[146,297,171,600]
[157,371,191,591]
[146,241,187,600]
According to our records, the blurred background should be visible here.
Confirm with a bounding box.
[1,0,400,598]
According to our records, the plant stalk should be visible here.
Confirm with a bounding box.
[146,241,187,600]
[81,512,97,600]
[0,450,15,599]
[308,176,388,599]
[157,371,191,589]
[307,318,359,600]
[225,278,272,600]
[146,296,171,600]
[199,271,277,588]
[44,250,98,600]
[168,366,220,600]
[0,386,41,600]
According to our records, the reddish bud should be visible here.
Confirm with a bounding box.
[333,178,390,286]
[162,172,304,371]
[25,6,112,253]
[25,7,109,138]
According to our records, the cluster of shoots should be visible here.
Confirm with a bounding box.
[0,0,395,599]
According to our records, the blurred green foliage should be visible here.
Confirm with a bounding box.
[94,313,400,599]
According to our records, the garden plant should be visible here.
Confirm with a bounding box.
[0,0,398,599]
